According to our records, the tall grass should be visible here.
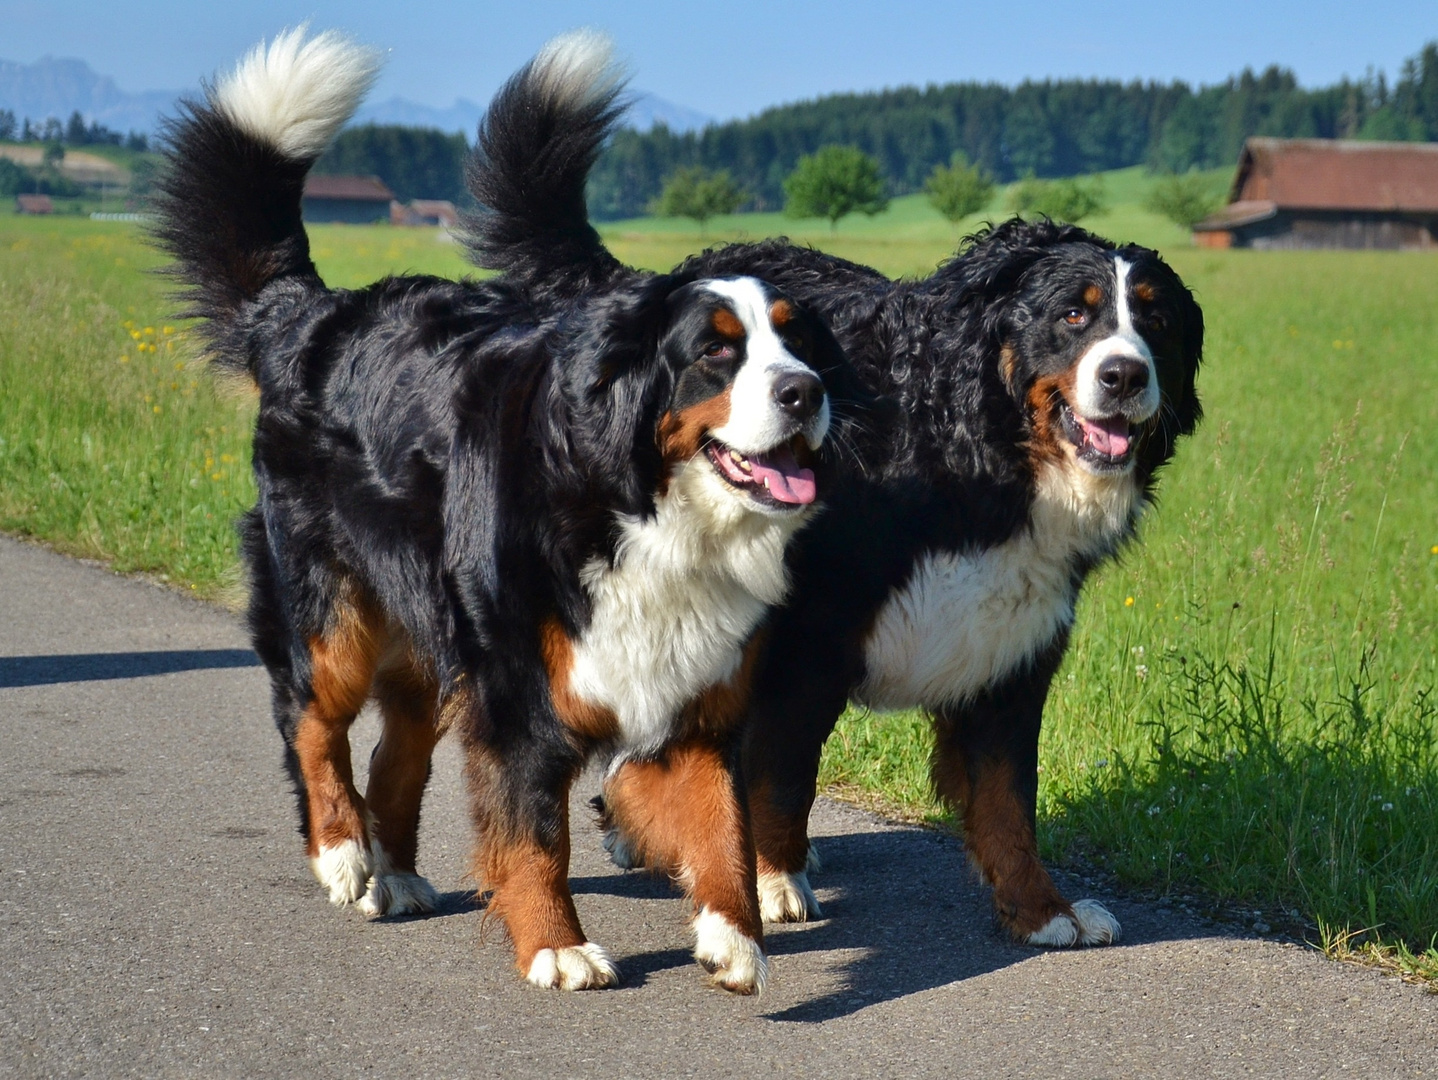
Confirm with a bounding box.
[0,217,255,597]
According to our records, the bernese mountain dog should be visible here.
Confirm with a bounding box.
[152,29,879,993]
[464,41,1204,949]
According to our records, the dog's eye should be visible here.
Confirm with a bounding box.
[1063,309,1087,327]
[1146,312,1168,332]
[703,341,736,360]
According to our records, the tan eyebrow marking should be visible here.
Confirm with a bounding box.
[711,307,744,340]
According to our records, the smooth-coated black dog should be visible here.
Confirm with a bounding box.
[464,46,1204,948]
[153,28,880,992]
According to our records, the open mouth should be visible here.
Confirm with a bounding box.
[705,436,818,508]
[1059,405,1139,470]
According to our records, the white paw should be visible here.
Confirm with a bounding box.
[526,943,620,990]
[359,872,439,917]
[1025,899,1121,947]
[1072,898,1121,944]
[310,840,370,905]
[757,868,822,923]
[601,825,643,870]
[693,907,767,995]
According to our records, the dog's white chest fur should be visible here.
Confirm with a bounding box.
[857,462,1142,710]
[567,457,803,752]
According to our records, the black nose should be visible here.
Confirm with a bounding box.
[773,371,824,421]
[1096,356,1150,400]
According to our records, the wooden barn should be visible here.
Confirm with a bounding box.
[390,199,460,228]
[301,175,395,224]
[1193,138,1438,250]
[15,194,54,215]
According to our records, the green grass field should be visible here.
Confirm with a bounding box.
[2,172,1434,983]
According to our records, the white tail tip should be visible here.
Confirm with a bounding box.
[529,29,628,109]
[215,25,383,160]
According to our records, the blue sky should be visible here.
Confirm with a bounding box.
[3,0,1434,120]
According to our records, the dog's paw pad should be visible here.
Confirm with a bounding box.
[757,868,822,923]
[1025,899,1121,947]
[310,840,370,906]
[1071,898,1121,945]
[526,943,620,990]
[359,872,439,917]
[693,908,767,995]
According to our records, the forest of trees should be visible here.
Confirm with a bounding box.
[312,124,470,204]
[587,42,1438,218]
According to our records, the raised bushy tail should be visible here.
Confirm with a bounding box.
[461,30,630,294]
[151,27,381,379]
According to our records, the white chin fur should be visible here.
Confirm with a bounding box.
[215,25,382,160]
[526,943,620,990]
[693,908,768,994]
[757,868,822,923]
[310,839,370,905]
[1026,899,1122,947]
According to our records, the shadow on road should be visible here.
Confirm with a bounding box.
[0,648,261,687]
[572,823,1226,1022]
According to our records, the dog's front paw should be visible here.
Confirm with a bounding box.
[526,943,620,990]
[310,840,371,905]
[693,908,767,995]
[1025,899,1121,947]
[359,872,439,917]
[757,868,821,923]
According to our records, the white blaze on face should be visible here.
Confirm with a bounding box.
[700,277,831,453]
[1072,257,1161,421]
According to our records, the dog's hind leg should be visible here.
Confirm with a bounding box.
[289,590,384,906]
[605,739,768,994]
[359,653,442,916]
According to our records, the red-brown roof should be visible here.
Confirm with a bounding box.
[15,194,54,213]
[1230,138,1438,213]
[1191,199,1278,232]
[303,175,395,201]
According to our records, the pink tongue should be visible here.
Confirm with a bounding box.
[1080,416,1131,457]
[748,447,818,505]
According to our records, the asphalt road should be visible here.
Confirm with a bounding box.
[2,535,1434,1079]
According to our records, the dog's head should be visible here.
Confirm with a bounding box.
[561,274,865,522]
[961,220,1203,487]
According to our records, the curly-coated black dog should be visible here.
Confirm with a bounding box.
[464,47,1204,949]
[153,28,880,992]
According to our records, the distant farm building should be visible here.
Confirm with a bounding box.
[15,194,54,215]
[1194,138,1438,250]
[301,175,395,224]
[390,199,460,228]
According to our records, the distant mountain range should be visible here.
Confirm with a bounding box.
[0,55,714,137]
[0,57,177,135]
[353,91,713,136]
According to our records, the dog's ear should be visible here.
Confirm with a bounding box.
[1173,274,1204,437]
[557,276,680,510]
[565,276,675,398]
